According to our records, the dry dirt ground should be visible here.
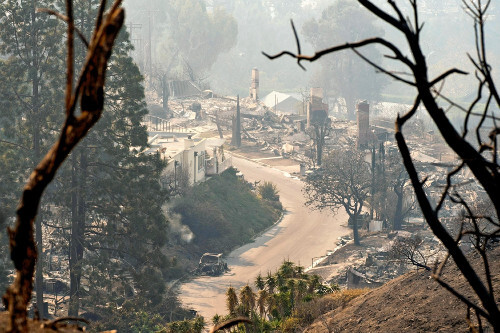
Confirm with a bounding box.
[304,246,500,333]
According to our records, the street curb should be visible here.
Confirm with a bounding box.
[228,151,271,168]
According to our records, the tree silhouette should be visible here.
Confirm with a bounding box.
[265,0,500,330]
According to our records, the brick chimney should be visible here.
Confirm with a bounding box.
[307,87,328,128]
[249,68,259,100]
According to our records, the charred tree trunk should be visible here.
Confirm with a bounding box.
[393,183,404,230]
[352,213,360,246]
[231,95,241,147]
[68,148,86,317]
[315,128,323,166]
[31,0,44,319]
[215,110,224,139]
[316,143,323,165]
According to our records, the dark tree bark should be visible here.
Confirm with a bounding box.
[68,149,85,317]
[393,182,404,230]
[350,213,361,246]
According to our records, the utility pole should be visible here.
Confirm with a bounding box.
[135,1,159,86]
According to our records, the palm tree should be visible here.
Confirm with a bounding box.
[276,271,286,293]
[265,272,276,294]
[255,273,265,291]
[256,289,268,318]
[239,284,256,316]
[279,260,295,278]
[297,278,308,303]
[308,275,321,294]
[287,279,296,310]
[226,286,239,315]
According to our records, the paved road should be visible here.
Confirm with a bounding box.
[178,156,349,320]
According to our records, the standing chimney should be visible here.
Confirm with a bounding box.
[356,101,370,149]
[307,87,328,128]
[249,68,259,100]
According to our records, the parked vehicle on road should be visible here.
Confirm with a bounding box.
[197,253,228,276]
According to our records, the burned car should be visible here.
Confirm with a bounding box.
[197,253,228,276]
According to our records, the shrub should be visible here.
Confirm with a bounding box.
[257,181,280,202]
[172,168,281,253]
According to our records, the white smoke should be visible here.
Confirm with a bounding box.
[162,203,194,243]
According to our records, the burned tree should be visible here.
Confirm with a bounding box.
[303,149,371,245]
[265,0,500,330]
[371,149,415,230]
[1,0,124,331]
[390,234,430,271]
[306,113,331,167]
[306,88,331,166]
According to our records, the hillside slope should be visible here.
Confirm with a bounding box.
[305,246,500,332]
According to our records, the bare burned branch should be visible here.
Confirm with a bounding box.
[36,8,89,48]
[263,37,414,72]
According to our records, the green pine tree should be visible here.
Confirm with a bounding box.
[0,0,64,316]
[27,0,171,317]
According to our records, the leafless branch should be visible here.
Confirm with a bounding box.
[263,37,414,72]
[36,8,89,48]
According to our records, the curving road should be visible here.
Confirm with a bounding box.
[178,156,349,320]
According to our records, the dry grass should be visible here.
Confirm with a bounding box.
[304,247,500,332]
[290,289,369,330]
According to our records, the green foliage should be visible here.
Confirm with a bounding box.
[257,182,280,202]
[222,261,343,331]
[255,273,265,291]
[226,286,239,316]
[0,0,65,219]
[0,0,65,308]
[129,311,169,332]
[0,0,171,320]
[172,168,281,252]
[239,285,256,316]
[89,295,195,332]
[168,316,205,333]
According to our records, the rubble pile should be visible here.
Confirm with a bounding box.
[309,229,445,290]
[145,92,485,292]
